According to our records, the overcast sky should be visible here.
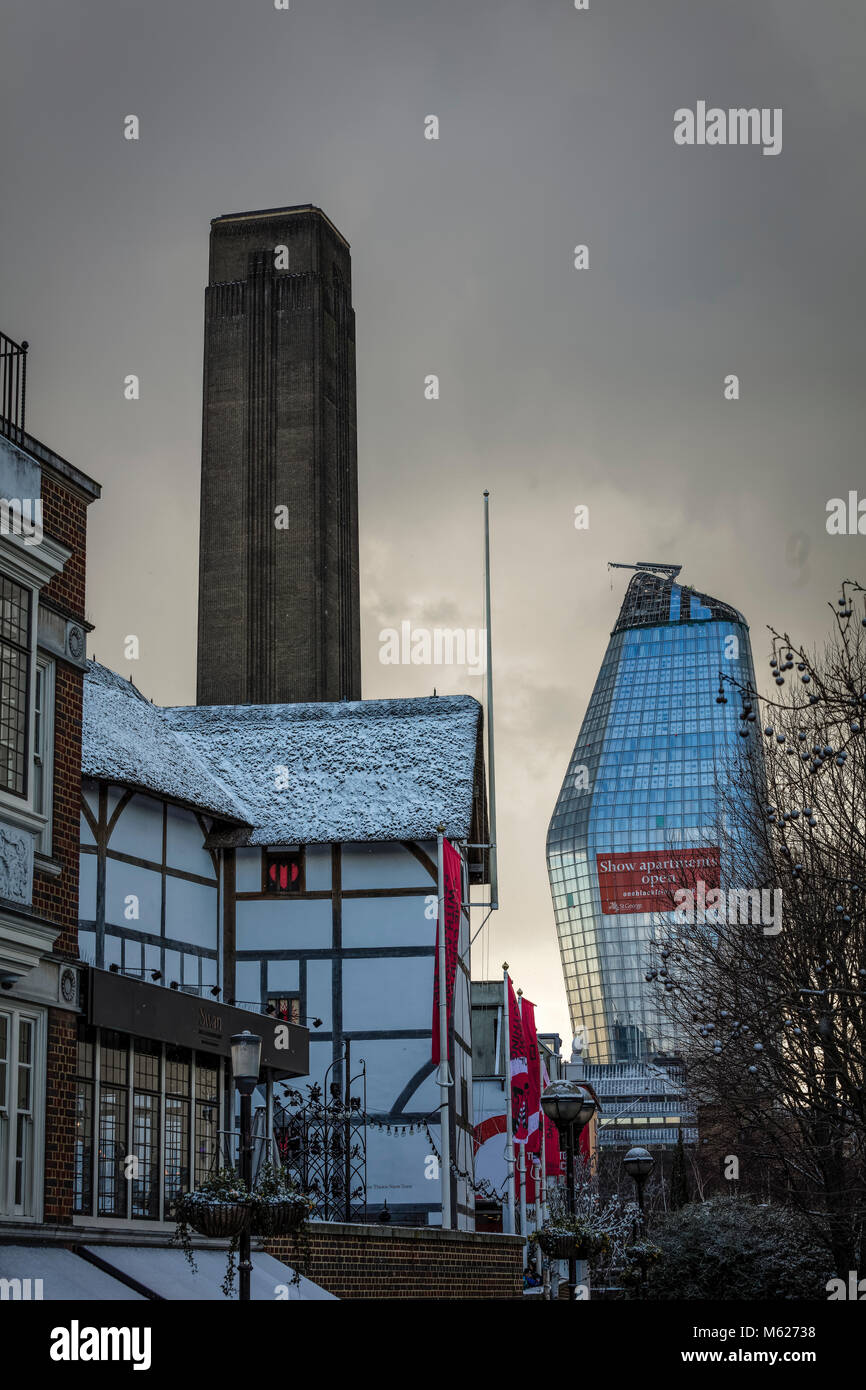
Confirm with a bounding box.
[2,0,865,1046]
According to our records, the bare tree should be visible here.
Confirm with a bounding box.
[649,580,866,1274]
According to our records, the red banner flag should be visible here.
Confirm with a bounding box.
[521,998,542,1156]
[508,977,529,1142]
[541,1061,563,1177]
[432,837,462,1064]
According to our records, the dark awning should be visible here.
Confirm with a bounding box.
[87,968,308,1080]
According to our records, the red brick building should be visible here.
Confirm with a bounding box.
[0,335,100,1229]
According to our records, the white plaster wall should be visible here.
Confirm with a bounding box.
[108,793,163,861]
[80,808,96,847]
[105,934,122,967]
[341,894,433,948]
[304,844,331,890]
[234,960,261,1007]
[235,847,261,893]
[304,1039,332,1088]
[236,898,332,952]
[143,942,162,976]
[341,842,434,891]
[105,860,161,933]
[302,959,333,1031]
[165,804,215,878]
[341,956,433,1033]
[200,955,218,988]
[350,1036,435,1114]
[365,1126,442,1212]
[79,852,97,919]
[266,960,300,992]
[165,877,218,950]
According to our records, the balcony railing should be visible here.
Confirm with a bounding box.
[0,331,28,443]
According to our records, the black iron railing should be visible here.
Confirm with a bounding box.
[0,331,28,443]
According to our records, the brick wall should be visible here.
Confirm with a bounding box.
[264,1222,524,1300]
[39,473,87,617]
[43,1009,77,1222]
[33,467,92,1224]
[32,661,83,958]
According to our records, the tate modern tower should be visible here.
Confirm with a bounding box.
[546,563,756,1064]
[196,205,362,707]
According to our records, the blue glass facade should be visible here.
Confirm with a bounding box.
[547,570,755,1064]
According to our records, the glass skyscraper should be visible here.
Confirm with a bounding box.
[547,565,755,1065]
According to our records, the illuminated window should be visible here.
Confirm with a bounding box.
[264,849,304,894]
[267,995,300,1024]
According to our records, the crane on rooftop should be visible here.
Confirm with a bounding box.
[607,561,683,579]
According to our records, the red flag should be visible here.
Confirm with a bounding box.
[508,977,529,1142]
[432,837,462,1064]
[541,1061,563,1177]
[521,998,542,1156]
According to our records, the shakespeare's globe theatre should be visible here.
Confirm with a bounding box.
[547,565,756,1064]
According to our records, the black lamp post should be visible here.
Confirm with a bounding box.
[623,1145,655,1299]
[231,1030,262,1302]
[540,1080,596,1300]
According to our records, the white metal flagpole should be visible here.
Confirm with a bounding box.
[540,1046,548,1224]
[483,491,499,910]
[517,989,527,1254]
[502,962,515,1235]
[436,826,452,1229]
[518,1141,527,1263]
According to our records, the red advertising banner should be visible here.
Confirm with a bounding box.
[595,847,720,915]
[432,837,462,1064]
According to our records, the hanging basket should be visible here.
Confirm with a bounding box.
[251,1196,310,1238]
[536,1230,596,1261]
[179,1199,251,1240]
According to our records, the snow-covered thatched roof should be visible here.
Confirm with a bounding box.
[82,662,248,823]
[82,662,484,845]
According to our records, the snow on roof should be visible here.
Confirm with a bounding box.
[82,662,249,823]
[82,663,483,844]
[163,695,482,844]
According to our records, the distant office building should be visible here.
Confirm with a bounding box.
[547,565,756,1064]
[197,205,361,706]
[579,1058,695,1154]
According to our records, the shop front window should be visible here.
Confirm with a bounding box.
[74,1022,223,1223]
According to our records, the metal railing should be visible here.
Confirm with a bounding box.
[0,331,28,443]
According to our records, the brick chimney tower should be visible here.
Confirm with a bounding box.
[196,205,361,705]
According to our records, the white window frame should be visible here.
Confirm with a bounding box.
[0,1002,46,1223]
[0,571,35,805]
[0,532,68,835]
[32,654,55,856]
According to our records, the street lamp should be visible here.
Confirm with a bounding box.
[623,1145,654,1229]
[540,1080,596,1300]
[231,1030,262,1302]
[623,1145,655,1300]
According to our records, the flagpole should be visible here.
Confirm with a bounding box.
[436,826,452,1230]
[502,962,515,1235]
[516,989,527,1257]
[483,491,499,910]
[540,1047,548,1224]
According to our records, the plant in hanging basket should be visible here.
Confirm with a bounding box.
[171,1169,251,1296]
[249,1159,315,1237]
[532,1218,605,1262]
[250,1195,312,1237]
